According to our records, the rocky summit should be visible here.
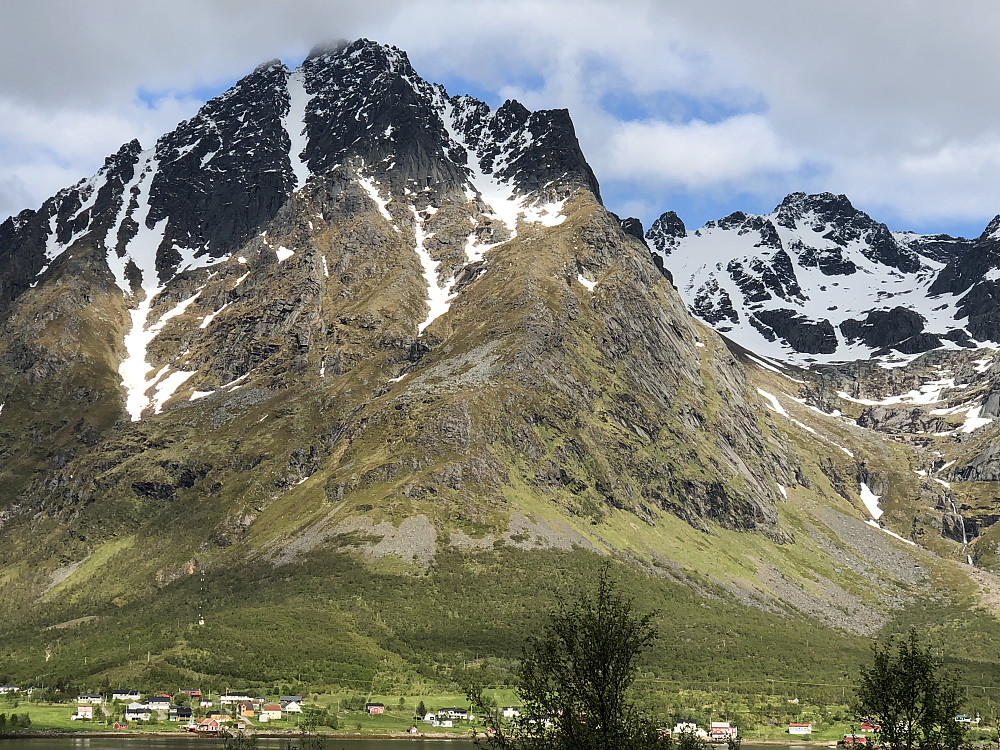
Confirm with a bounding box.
[3,39,1000,693]
[646,192,1000,364]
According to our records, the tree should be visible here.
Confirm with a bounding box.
[854,629,966,750]
[470,565,665,750]
[416,701,427,719]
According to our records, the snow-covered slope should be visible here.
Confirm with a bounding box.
[646,192,997,365]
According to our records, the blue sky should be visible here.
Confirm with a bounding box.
[2,0,1000,240]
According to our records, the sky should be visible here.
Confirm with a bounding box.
[3,0,1000,239]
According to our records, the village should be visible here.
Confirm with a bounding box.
[0,685,960,745]
[0,683,987,743]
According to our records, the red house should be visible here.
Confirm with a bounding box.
[196,718,221,733]
[366,703,385,715]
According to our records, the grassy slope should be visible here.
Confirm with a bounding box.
[1,187,1000,735]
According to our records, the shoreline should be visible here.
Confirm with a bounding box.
[0,730,841,745]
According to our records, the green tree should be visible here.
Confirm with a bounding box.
[416,701,427,719]
[470,565,664,750]
[854,629,966,750]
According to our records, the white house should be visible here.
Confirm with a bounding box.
[502,707,520,719]
[112,690,141,702]
[220,693,251,704]
[260,704,283,721]
[281,700,303,714]
[146,696,171,711]
[789,724,812,735]
[73,705,95,720]
[0,686,20,694]
[124,703,152,721]
[673,723,708,739]
[423,713,436,723]
[78,693,104,704]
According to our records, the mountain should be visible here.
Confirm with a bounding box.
[1,39,999,699]
[645,192,1000,364]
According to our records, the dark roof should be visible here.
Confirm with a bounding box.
[280,695,302,702]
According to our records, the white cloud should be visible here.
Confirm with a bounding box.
[605,115,801,189]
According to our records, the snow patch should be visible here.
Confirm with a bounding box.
[150,369,196,415]
[865,519,916,546]
[275,246,295,262]
[322,255,329,277]
[359,176,394,222]
[777,484,787,499]
[859,482,883,521]
[961,405,992,433]
[577,274,597,292]
[411,206,456,334]
[757,388,787,416]
[283,67,312,189]
[189,390,214,401]
[837,377,955,407]
[200,302,229,329]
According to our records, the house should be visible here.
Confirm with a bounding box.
[200,699,214,708]
[436,719,453,728]
[260,704,283,721]
[789,724,812,735]
[861,723,880,733]
[438,707,468,720]
[170,706,193,722]
[673,723,708,739]
[77,693,103,704]
[407,726,419,734]
[0,686,20,694]
[113,722,128,730]
[236,700,254,717]
[146,696,171,711]
[502,707,520,719]
[220,692,251,704]
[423,713,436,723]
[180,689,202,698]
[711,722,737,740]
[196,717,221,733]
[280,695,303,703]
[281,700,303,714]
[367,703,385,715]
[73,705,95,720]
[112,690,141,702]
[843,735,867,745]
[124,703,152,721]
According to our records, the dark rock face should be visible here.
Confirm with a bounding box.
[149,61,296,265]
[693,279,739,326]
[645,210,686,255]
[620,217,645,243]
[301,40,600,203]
[839,307,926,350]
[775,192,921,274]
[751,310,837,354]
